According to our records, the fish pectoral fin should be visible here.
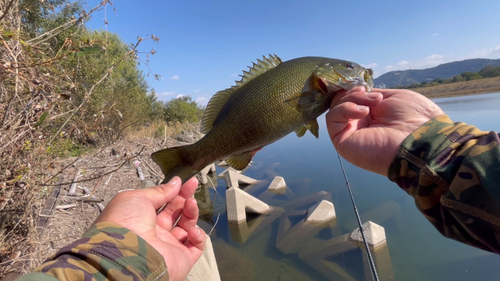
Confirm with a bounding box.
[295,125,307,137]
[284,90,320,111]
[226,150,257,170]
[306,119,319,138]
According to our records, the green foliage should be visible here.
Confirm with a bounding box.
[460,72,482,81]
[400,65,500,89]
[164,95,204,123]
[479,65,500,78]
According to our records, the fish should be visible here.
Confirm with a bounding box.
[152,54,373,183]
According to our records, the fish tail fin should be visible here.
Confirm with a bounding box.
[151,145,200,184]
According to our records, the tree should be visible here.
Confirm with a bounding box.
[163,96,204,123]
[479,65,500,78]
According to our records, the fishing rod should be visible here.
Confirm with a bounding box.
[337,154,380,281]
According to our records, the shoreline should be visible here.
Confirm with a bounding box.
[394,76,500,99]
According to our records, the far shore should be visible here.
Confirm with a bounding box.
[390,76,500,99]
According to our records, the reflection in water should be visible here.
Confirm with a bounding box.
[199,92,500,281]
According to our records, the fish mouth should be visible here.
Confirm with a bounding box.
[333,67,374,92]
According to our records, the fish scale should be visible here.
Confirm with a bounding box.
[152,55,373,183]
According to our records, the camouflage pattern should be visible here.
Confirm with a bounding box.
[388,115,500,253]
[17,222,169,281]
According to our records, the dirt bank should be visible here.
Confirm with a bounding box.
[408,76,500,99]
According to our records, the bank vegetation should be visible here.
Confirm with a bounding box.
[0,0,203,274]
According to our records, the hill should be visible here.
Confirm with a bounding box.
[374,58,500,88]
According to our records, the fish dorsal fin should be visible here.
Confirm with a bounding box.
[200,54,282,134]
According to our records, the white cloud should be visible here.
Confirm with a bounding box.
[363,63,378,69]
[230,73,239,77]
[195,97,208,106]
[397,60,410,68]
[169,75,179,80]
[160,91,175,96]
[176,94,186,99]
[422,54,444,67]
[466,45,500,59]
[432,33,439,37]
[193,89,201,93]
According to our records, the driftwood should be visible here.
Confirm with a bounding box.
[55,204,77,210]
[64,195,104,203]
[80,186,105,212]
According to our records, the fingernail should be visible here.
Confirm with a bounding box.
[366,92,381,99]
[167,177,180,186]
[357,105,368,111]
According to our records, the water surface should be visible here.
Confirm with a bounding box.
[202,92,500,281]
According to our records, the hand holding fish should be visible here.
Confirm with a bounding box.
[326,87,445,176]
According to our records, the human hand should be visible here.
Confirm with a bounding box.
[94,176,206,281]
[326,87,444,176]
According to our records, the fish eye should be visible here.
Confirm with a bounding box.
[345,63,354,69]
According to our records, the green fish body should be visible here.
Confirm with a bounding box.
[152,55,373,183]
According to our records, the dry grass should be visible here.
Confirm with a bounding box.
[411,76,500,98]
[0,122,200,279]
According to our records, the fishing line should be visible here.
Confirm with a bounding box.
[337,154,380,281]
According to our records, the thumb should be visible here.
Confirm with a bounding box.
[136,177,182,210]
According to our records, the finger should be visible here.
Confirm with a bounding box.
[331,87,383,110]
[185,227,206,258]
[326,102,369,146]
[168,197,199,240]
[176,197,199,231]
[178,176,199,199]
[156,179,199,230]
[158,177,199,227]
[132,177,182,210]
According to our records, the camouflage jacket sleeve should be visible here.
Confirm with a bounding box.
[17,222,169,281]
[388,115,500,253]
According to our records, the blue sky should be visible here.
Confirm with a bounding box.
[85,0,500,106]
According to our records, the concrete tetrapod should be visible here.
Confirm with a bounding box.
[187,234,221,281]
[276,199,337,254]
[226,186,271,223]
[222,168,259,188]
[349,221,395,280]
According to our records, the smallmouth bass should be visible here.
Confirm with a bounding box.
[152,55,373,183]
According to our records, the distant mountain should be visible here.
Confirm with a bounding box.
[373,58,500,88]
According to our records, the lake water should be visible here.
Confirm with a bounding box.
[198,92,500,281]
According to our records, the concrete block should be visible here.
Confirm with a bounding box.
[258,185,296,203]
[349,221,386,249]
[187,233,221,281]
[297,221,394,281]
[286,177,312,197]
[344,201,403,231]
[201,163,217,175]
[298,234,359,281]
[349,221,394,280]
[228,206,285,244]
[217,160,228,167]
[226,187,271,223]
[282,191,332,211]
[268,176,286,191]
[217,166,249,178]
[306,200,336,225]
[222,168,259,188]
[276,200,337,254]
